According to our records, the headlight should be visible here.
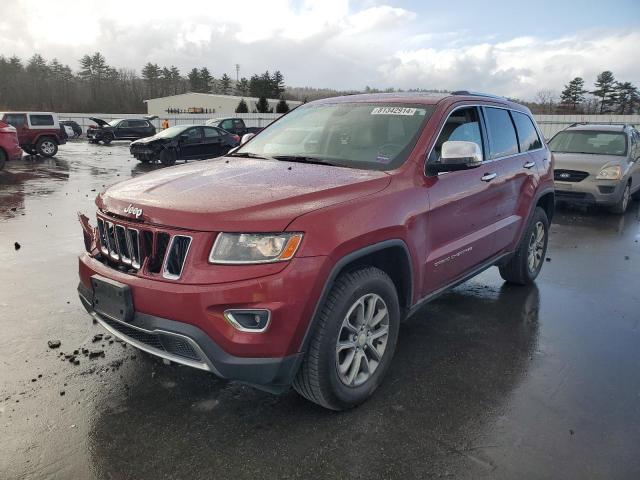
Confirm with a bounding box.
[209,232,303,264]
[596,165,622,180]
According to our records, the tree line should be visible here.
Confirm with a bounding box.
[0,52,291,113]
[530,71,639,115]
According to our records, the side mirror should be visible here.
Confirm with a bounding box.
[241,133,255,145]
[427,141,483,175]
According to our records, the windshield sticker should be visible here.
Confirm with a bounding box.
[371,107,420,116]
[375,154,392,163]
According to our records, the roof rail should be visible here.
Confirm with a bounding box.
[451,90,505,100]
[568,122,630,129]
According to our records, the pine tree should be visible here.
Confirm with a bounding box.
[235,98,249,113]
[141,62,160,98]
[592,71,617,113]
[614,81,640,114]
[275,98,289,113]
[188,68,200,91]
[199,67,212,93]
[235,77,250,96]
[272,70,285,98]
[255,96,272,113]
[560,77,587,111]
[219,73,232,95]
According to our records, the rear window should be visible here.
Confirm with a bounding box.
[4,114,26,127]
[129,120,149,128]
[30,114,54,126]
[549,131,627,156]
[484,107,519,159]
[512,111,542,151]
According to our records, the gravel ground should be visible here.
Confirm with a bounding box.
[1,141,639,479]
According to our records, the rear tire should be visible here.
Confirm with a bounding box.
[159,148,177,166]
[611,182,631,214]
[36,137,58,157]
[499,207,549,285]
[293,266,400,410]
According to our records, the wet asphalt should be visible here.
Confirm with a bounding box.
[1,142,639,479]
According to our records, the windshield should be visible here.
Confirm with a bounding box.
[549,131,627,156]
[153,125,190,139]
[107,119,123,127]
[235,103,434,170]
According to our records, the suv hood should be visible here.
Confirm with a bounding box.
[97,158,391,231]
[553,152,626,173]
[89,117,109,127]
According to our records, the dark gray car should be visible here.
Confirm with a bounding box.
[549,124,640,213]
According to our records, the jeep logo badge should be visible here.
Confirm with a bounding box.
[123,204,143,218]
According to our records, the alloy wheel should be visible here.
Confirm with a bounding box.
[527,221,545,273]
[335,293,389,387]
[41,141,55,155]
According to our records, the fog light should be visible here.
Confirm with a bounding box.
[224,309,271,332]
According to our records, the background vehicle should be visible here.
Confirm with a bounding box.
[130,125,240,165]
[60,120,82,138]
[549,123,640,213]
[78,92,554,410]
[0,120,23,170]
[87,117,156,144]
[0,111,66,157]
[205,117,263,137]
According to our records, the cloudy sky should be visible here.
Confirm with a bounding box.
[1,0,639,99]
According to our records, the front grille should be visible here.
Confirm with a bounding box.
[101,317,202,362]
[96,215,191,279]
[554,169,589,182]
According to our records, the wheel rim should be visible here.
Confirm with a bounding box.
[41,141,55,155]
[335,293,389,387]
[527,221,545,273]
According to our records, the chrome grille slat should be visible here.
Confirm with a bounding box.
[95,215,189,280]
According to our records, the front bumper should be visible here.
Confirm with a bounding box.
[78,252,329,390]
[554,178,627,206]
[130,147,156,161]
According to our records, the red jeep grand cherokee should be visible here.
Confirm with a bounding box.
[78,92,554,410]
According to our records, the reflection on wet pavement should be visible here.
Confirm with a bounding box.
[1,143,639,479]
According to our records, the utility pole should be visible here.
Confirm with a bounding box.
[235,64,240,82]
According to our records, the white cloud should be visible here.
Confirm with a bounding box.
[1,1,638,99]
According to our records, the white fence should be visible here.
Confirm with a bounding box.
[58,112,282,130]
[58,112,640,139]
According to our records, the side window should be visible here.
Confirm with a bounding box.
[511,111,542,151]
[204,127,220,139]
[221,120,233,130]
[484,107,519,159]
[428,107,483,163]
[118,120,130,128]
[233,119,244,128]
[182,127,202,143]
[5,114,26,128]
[29,114,54,126]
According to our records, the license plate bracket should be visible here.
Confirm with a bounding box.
[91,275,133,323]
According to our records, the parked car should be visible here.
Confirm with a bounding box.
[130,125,240,165]
[0,120,23,170]
[60,120,82,138]
[549,123,640,213]
[87,117,156,144]
[77,92,554,410]
[0,112,66,157]
[205,117,263,137]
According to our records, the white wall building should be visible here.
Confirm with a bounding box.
[145,92,301,117]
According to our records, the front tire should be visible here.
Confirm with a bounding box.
[293,267,400,410]
[611,182,631,214]
[499,207,549,285]
[159,148,177,166]
[101,133,113,145]
[36,137,58,157]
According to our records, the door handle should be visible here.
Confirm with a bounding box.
[481,173,497,182]
[523,161,536,169]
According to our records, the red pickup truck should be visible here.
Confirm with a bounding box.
[0,112,66,157]
[78,92,554,410]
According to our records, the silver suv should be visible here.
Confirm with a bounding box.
[549,123,640,213]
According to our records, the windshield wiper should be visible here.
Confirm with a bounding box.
[227,152,275,161]
[272,155,338,166]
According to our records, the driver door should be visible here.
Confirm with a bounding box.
[420,105,501,295]
[179,127,204,159]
